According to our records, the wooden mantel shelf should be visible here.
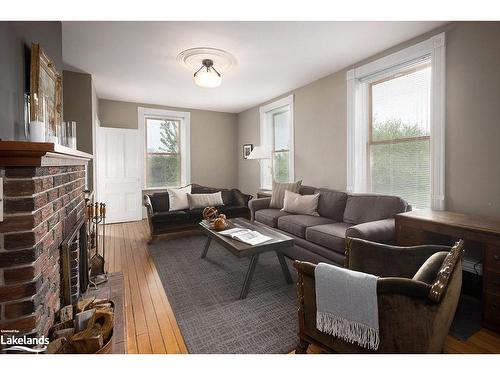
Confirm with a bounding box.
[0,140,93,167]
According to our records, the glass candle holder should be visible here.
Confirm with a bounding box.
[29,94,46,142]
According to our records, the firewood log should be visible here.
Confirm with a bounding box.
[91,302,112,309]
[45,337,74,354]
[71,327,104,353]
[76,297,96,313]
[50,319,74,336]
[58,305,73,323]
[74,308,96,332]
[89,298,109,306]
[53,328,75,340]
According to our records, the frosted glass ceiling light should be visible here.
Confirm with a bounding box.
[193,59,222,88]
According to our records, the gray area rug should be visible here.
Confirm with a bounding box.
[149,234,299,354]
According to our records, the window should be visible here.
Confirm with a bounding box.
[146,118,181,188]
[138,107,190,189]
[369,65,431,208]
[347,33,446,210]
[260,95,294,190]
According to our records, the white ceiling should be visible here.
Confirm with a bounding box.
[62,21,446,113]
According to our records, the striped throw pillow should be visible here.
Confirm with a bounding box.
[269,180,302,209]
[187,192,224,209]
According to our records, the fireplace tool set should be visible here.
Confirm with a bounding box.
[87,202,108,287]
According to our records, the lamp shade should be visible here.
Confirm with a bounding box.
[247,146,271,160]
[194,67,222,88]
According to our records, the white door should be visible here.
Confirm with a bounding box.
[96,127,142,223]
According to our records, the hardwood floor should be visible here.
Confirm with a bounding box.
[105,220,500,354]
[104,220,188,354]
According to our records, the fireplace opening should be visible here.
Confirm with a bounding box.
[60,218,89,307]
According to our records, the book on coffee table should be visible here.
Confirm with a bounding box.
[218,227,273,246]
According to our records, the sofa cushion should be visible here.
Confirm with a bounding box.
[299,185,317,195]
[315,188,348,221]
[187,192,224,209]
[167,185,191,211]
[190,184,233,205]
[282,237,346,266]
[277,215,334,238]
[343,194,407,224]
[305,223,352,254]
[149,192,170,213]
[269,180,302,209]
[151,210,189,225]
[282,190,320,216]
[255,209,290,228]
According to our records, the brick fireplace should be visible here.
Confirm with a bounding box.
[0,142,92,339]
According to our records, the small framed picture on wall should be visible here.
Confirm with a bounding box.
[243,144,253,159]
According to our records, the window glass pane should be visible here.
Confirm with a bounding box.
[146,154,180,188]
[371,66,431,142]
[370,139,430,209]
[273,109,290,150]
[273,151,289,183]
[146,118,180,153]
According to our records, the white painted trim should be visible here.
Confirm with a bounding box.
[429,34,446,210]
[347,33,446,209]
[346,73,356,193]
[351,35,439,79]
[259,94,294,190]
[259,95,294,114]
[137,107,191,190]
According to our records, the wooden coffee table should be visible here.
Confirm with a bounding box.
[199,217,294,299]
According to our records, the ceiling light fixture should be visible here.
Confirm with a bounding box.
[177,48,236,89]
[193,59,222,88]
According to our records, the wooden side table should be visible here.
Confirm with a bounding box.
[395,209,500,333]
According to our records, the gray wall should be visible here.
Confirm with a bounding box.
[63,70,95,189]
[0,21,62,141]
[238,21,500,218]
[99,99,239,189]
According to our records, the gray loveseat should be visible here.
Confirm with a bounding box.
[249,186,410,266]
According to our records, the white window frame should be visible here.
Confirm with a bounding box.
[138,107,191,190]
[259,95,295,190]
[347,33,446,210]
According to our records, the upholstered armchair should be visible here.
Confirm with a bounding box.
[294,238,464,353]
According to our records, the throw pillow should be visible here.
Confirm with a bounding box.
[167,185,191,211]
[269,180,302,209]
[187,192,224,209]
[281,190,320,216]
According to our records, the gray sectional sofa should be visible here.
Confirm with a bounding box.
[249,186,410,266]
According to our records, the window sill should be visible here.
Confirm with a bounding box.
[143,186,183,192]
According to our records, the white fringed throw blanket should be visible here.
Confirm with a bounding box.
[315,263,380,350]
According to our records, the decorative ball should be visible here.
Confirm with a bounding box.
[218,214,226,220]
[202,206,218,221]
[213,217,227,231]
